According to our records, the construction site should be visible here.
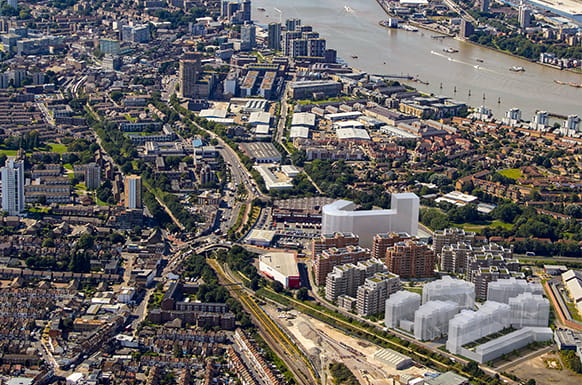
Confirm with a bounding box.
[264,305,429,385]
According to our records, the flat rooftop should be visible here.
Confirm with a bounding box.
[248,229,277,243]
[274,196,336,211]
[259,251,299,277]
[241,141,281,161]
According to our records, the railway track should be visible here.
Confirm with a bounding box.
[256,289,519,385]
[210,258,516,385]
[208,259,319,385]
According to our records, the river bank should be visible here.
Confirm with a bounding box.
[251,0,582,118]
[375,0,582,75]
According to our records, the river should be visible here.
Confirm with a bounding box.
[252,0,582,119]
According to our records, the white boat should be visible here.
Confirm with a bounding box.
[402,24,418,32]
[509,66,525,72]
[344,5,353,13]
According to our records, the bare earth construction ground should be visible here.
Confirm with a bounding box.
[264,305,428,385]
[505,351,582,385]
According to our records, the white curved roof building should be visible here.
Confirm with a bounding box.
[321,193,419,248]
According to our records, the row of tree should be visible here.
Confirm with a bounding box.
[470,31,582,61]
[182,253,252,328]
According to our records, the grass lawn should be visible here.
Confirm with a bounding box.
[0,149,18,156]
[64,163,74,171]
[28,207,50,213]
[498,168,523,179]
[404,287,422,294]
[458,220,513,232]
[460,223,487,232]
[74,183,87,191]
[491,220,513,230]
[566,301,582,322]
[95,196,110,206]
[47,143,68,154]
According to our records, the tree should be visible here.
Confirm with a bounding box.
[291,150,306,167]
[77,233,95,249]
[560,350,582,373]
[110,90,124,103]
[491,202,522,223]
[565,205,582,219]
[271,280,284,293]
[429,173,451,186]
[249,277,260,290]
[108,232,125,244]
[37,195,47,205]
[296,287,309,301]
[42,238,55,248]
[69,251,90,273]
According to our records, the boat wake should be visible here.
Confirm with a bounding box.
[430,50,448,59]
[430,50,500,74]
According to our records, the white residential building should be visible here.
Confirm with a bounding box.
[384,290,421,329]
[509,292,550,328]
[487,277,543,303]
[1,158,25,216]
[414,300,458,341]
[422,276,475,310]
[325,258,387,301]
[321,193,419,248]
[356,272,401,316]
[446,301,511,354]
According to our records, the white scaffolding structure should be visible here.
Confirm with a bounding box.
[487,277,543,303]
[422,276,475,309]
[384,290,421,328]
[509,292,550,328]
[446,301,511,354]
[414,300,458,341]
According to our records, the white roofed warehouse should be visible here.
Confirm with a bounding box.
[373,348,412,370]
[259,251,301,289]
[562,270,582,315]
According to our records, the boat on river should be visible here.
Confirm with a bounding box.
[554,80,582,88]
[509,66,525,72]
[402,24,418,32]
